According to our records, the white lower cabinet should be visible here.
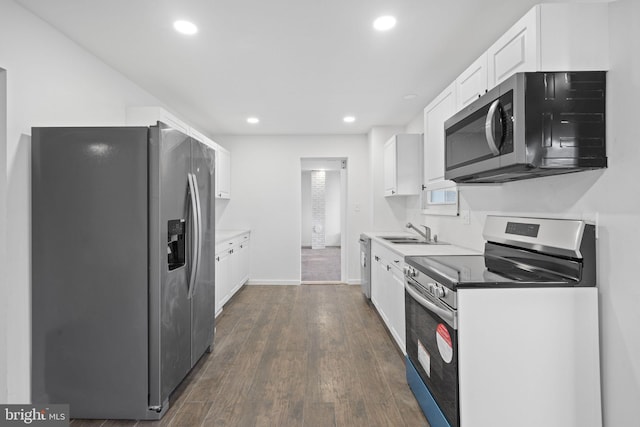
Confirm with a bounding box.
[215,249,231,317]
[371,250,383,309]
[389,264,406,353]
[371,241,406,354]
[457,287,601,427]
[230,239,250,294]
[215,232,250,316]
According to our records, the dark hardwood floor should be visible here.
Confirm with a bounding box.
[72,285,428,427]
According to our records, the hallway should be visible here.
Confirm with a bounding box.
[301,247,341,283]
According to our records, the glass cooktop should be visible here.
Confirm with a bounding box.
[405,254,578,289]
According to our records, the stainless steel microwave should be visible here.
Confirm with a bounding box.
[444,71,607,183]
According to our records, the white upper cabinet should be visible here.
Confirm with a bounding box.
[487,7,538,88]
[487,3,609,88]
[383,134,422,197]
[215,146,231,199]
[125,106,190,134]
[420,2,608,194]
[189,127,216,149]
[537,3,609,71]
[456,54,488,111]
[423,82,456,187]
[126,106,232,200]
[189,128,231,200]
[383,139,397,196]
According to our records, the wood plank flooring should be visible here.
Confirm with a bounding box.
[72,285,428,427]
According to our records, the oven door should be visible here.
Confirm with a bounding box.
[405,277,459,427]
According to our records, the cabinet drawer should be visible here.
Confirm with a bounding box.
[215,232,250,255]
[372,242,404,269]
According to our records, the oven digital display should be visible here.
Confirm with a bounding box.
[505,221,540,237]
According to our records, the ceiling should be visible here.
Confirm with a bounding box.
[16,0,588,136]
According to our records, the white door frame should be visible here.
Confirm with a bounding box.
[300,157,348,283]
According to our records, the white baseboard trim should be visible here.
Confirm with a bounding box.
[246,279,301,286]
[245,279,362,286]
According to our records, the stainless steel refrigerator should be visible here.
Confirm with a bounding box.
[31,122,215,420]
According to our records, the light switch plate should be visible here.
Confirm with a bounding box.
[461,210,470,225]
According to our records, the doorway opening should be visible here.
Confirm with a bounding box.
[300,158,347,284]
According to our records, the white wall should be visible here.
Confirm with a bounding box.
[213,134,369,284]
[404,2,640,425]
[0,0,163,403]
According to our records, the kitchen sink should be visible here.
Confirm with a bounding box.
[381,236,420,242]
[381,236,449,245]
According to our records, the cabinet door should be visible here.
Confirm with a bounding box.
[487,6,539,87]
[216,147,231,199]
[371,253,383,309]
[424,82,456,186]
[383,138,397,196]
[215,250,232,313]
[390,265,406,354]
[378,261,392,326]
[230,239,250,294]
[456,54,488,110]
[237,239,250,286]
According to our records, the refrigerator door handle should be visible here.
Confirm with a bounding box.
[187,173,200,299]
[190,173,203,298]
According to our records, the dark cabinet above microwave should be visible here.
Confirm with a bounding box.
[444,71,607,183]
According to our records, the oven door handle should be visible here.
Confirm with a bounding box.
[406,282,457,329]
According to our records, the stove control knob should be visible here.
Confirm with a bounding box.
[404,266,418,278]
[433,286,446,298]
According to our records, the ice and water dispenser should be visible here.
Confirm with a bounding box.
[167,219,186,270]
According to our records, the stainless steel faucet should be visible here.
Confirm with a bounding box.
[406,222,431,242]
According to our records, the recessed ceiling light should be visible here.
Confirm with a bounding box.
[173,20,198,35]
[403,94,418,100]
[373,16,397,31]
[247,117,260,124]
[343,116,356,123]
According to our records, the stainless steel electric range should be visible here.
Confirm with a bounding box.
[404,216,602,427]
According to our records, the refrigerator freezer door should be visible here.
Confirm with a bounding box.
[148,123,192,409]
[190,139,216,365]
[31,127,150,419]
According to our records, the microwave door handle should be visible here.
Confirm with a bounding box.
[406,281,456,329]
[485,99,501,156]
